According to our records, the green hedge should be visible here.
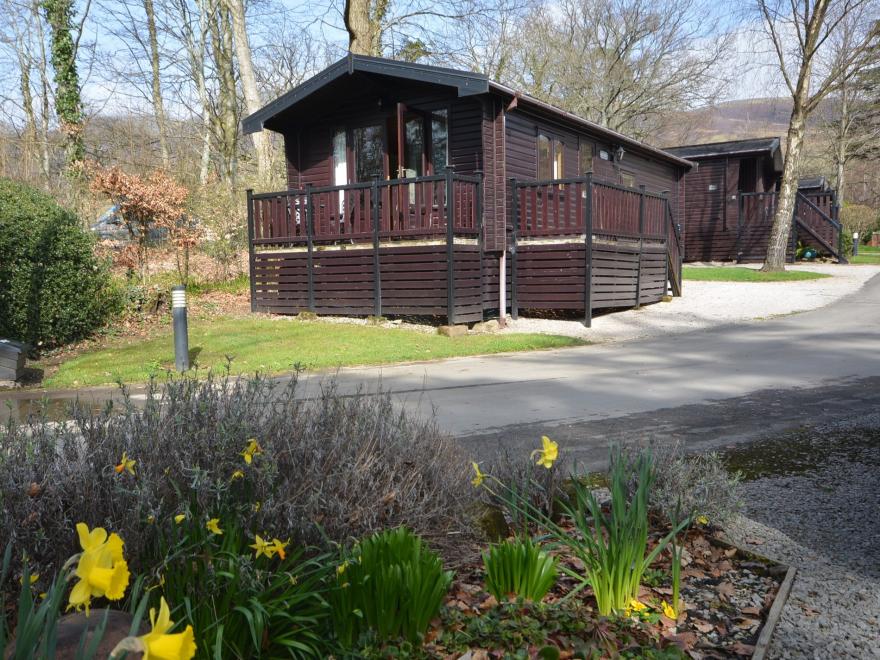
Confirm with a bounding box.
[0,179,120,348]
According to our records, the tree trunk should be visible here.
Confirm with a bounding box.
[834,87,849,202]
[763,102,808,271]
[208,0,238,187]
[227,0,271,179]
[34,0,52,179]
[15,34,38,181]
[343,0,385,56]
[144,0,170,169]
[42,0,85,173]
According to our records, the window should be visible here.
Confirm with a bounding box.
[353,124,384,182]
[578,140,592,175]
[620,170,636,188]
[430,109,448,173]
[538,134,565,180]
[332,129,347,186]
[403,117,424,178]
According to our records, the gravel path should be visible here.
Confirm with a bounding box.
[502,263,880,342]
[722,414,880,659]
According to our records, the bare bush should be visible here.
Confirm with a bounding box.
[0,371,475,596]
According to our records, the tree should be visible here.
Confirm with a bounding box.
[41,0,85,173]
[755,0,879,271]
[344,0,389,55]
[506,0,730,139]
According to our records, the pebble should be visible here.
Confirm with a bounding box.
[724,412,880,659]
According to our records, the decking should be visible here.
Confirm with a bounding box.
[247,172,683,325]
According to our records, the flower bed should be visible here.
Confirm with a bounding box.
[0,374,785,659]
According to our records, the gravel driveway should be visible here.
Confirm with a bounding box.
[722,414,880,659]
[503,263,880,342]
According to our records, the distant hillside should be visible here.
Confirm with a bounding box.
[659,97,795,147]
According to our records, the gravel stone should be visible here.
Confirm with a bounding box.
[723,412,880,659]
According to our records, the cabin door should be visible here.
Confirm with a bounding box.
[390,103,427,180]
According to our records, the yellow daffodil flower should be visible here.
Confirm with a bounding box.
[471,462,485,488]
[240,439,262,465]
[206,518,223,535]
[69,543,130,613]
[174,514,186,524]
[531,436,559,469]
[19,573,39,585]
[139,597,197,660]
[627,599,647,615]
[696,514,709,525]
[662,600,677,619]
[76,523,124,563]
[270,538,289,561]
[253,501,261,512]
[230,470,244,481]
[147,515,156,525]
[250,535,273,559]
[336,561,349,575]
[114,452,136,475]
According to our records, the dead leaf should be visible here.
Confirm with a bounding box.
[729,642,756,656]
[742,606,761,616]
[693,620,715,634]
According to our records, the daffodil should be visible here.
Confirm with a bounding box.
[625,599,647,616]
[19,573,39,585]
[270,538,289,561]
[240,439,262,465]
[661,600,677,620]
[471,462,485,488]
[250,535,273,559]
[253,501,261,512]
[531,436,559,469]
[336,561,349,575]
[174,514,186,525]
[111,597,196,660]
[696,514,709,526]
[69,525,130,613]
[115,452,136,475]
[230,470,244,481]
[206,518,223,535]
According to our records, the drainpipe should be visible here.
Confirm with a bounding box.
[499,251,507,325]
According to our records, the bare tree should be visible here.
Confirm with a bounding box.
[143,0,170,167]
[508,0,731,139]
[755,0,879,271]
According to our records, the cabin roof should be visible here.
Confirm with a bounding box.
[665,137,783,172]
[242,54,694,169]
[798,175,831,191]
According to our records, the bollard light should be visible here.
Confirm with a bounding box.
[172,285,189,372]
[853,232,859,257]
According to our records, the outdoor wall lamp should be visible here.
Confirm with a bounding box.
[853,232,859,256]
[615,145,626,162]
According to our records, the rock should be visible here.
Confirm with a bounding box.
[661,295,673,302]
[366,315,387,325]
[438,325,467,337]
[5,609,145,659]
[476,504,510,541]
[471,320,500,334]
[296,311,317,321]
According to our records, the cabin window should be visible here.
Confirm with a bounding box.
[578,141,592,175]
[353,124,384,182]
[403,116,425,178]
[332,129,347,186]
[620,170,636,188]
[537,134,564,180]
[430,110,449,173]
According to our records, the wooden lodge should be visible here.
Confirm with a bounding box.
[242,55,691,325]
[666,138,844,263]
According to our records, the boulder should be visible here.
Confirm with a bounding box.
[437,325,467,338]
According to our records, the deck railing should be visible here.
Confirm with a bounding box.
[512,176,669,239]
[248,171,480,246]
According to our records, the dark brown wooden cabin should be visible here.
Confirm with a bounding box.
[243,55,692,324]
[666,138,783,262]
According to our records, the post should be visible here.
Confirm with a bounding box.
[836,203,844,261]
[305,184,315,312]
[663,196,670,297]
[371,176,382,317]
[246,189,257,312]
[736,193,743,263]
[171,286,189,372]
[509,178,519,320]
[853,232,859,257]
[584,173,593,326]
[475,169,485,321]
[445,169,456,325]
[635,185,645,309]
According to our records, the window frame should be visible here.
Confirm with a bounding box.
[537,132,565,182]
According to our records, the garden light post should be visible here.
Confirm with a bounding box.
[853,232,859,257]
[172,285,189,372]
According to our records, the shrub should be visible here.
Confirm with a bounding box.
[0,371,475,599]
[481,447,564,532]
[0,178,121,347]
[330,527,453,646]
[482,536,557,602]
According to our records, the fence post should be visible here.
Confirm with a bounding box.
[736,193,743,263]
[663,195,670,297]
[635,185,645,309]
[834,202,845,262]
[475,169,485,321]
[371,176,382,317]
[584,173,593,327]
[246,189,257,313]
[509,177,519,320]
[305,183,315,313]
[446,169,456,325]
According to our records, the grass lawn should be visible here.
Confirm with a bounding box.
[45,317,583,388]
[682,266,831,282]
[850,245,880,264]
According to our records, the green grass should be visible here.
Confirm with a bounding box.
[682,266,831,282]
[45,318,584,388]
[850,246,880,264]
